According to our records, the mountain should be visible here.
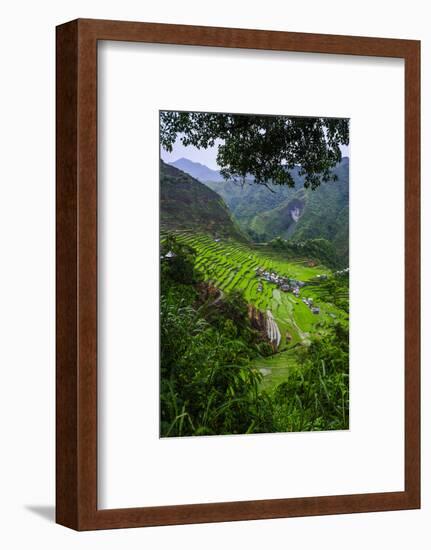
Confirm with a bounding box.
[169,158,302,220]
[288,159,349,262]
[167,156,349,264]
[160,160,244,239]
[170,157,224,183]
[249,159,349,263]
[203,168,303,222]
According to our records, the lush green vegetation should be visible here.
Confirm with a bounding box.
[161,111,349,188]
[289,158,349,264]
[160,111,349,437]
[161,231,348,348]
[179,157,349,265]
[269,237,341,269]
[160,161,245,240]
[160,234,349,437]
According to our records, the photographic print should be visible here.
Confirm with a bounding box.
[160,110,349,438]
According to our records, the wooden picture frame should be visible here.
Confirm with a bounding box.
[56,18,420,530]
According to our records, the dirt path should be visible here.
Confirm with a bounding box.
[266,310,281,348]
[212,289,224,305]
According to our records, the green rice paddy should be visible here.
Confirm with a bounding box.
[164,230,348,387]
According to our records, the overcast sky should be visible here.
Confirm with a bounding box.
[161,138,224,170]
[161,138,350,170]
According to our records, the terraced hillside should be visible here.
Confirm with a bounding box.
[160,162,348,391]
[171,157,349,265]
[166,231,348,359]
[160,160,244,240]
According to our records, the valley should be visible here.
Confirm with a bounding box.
[171,156,349,265]
[162,229,348,388]
[160,139,349,436]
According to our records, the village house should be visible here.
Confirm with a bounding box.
[334,267,349,276]
[302,296,320,314]
[161,250,176,260]
[255,266,308,299]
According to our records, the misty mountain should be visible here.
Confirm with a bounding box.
[168,156,349,264]
[249,159,349,263]
[160,160,244,240]
[169,157,224,183]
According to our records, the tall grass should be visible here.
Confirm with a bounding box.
[160,235,349,437]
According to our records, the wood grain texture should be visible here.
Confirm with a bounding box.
[56,18,421,531]
[403,42,421,507]
[56,20,79,530]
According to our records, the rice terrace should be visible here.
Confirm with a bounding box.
[159,110,350,438]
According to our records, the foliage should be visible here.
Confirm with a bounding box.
[269,237,341,269]
[160,160,245,240]
[271,323,349,431]
[197,158,349,263]
[163,231,348,347]
[160,233,349,437]
[160,256,273,436]
[161,234,200,288]
[246,158,349,263]
[160,111,349,189]
[310,272,349,313]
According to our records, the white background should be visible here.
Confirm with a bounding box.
[98,43,404,508]
[0,0,429,548]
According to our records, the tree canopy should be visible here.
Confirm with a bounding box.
[160,111,349,189]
